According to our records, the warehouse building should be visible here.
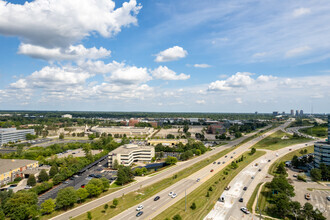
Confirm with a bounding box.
[0,159,39,186]
[108,144,155,168]
[0,128,35,146]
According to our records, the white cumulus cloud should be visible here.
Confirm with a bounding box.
[152,66,190,80]
[155,46,188,62]
[105,65,151,85]
[193,64,211,68]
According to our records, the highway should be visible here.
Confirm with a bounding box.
[51,127,267,220]
[204,140,316,220]
[111,121,291,220]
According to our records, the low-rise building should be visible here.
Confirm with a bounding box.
[314,115,330,168]
[0,159,38,186]
[0,128,35,146]
[92,126,154,137]
[62,114,73,119]
[207,123,226,134]
[108,144,155,168]
[147,139,188,146]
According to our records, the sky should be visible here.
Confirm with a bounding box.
[0,0,329,113]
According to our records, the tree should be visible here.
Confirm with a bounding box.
[290,201,301,219]
[183,124,189,133]
[310,168,322,181]
[85,182,103,197]
[116,166,134,185]
[292,155,299,167]
[3,191,38,220]
[173,214,182,220]
[52,173,65,185]
[104,204,109,211]
[56,187,77,209]
[88,134,96,140]
[195,149,201,156]
[76,188,89,202]
[113,159,119,170]
[113,198,119,207]
[27,174,36,186]
[0,208,4,220]
[38,169,49,182]
[165,156,178,165]
[100,177,110,191]
[250,148,256,155]
[230,161,238,169]
[276,162,287,175]
[303,202,314,220]
[41,198,56,214]
[59,133,64,139]
[87,211,92,220]
[49,164,59,178]
[190,202,196,210]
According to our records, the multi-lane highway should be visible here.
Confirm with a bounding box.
[51,126,267,220]
[204,140,316,220]
[111,121,291,220]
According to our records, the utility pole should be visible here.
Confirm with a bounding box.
[185,189,187,212]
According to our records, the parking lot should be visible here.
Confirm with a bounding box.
[288,169,330,218]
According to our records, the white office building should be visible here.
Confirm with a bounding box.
[314,115,330,168]
[0,128,35,146]
[108,144,155,168]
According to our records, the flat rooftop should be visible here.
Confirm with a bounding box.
[110,144,153,155]
[0,159,38,174]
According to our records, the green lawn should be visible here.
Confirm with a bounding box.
[247,182,263,212]
[268,145,314,176]
[299,126,327,138]
[251,130,311,151]
[154,151,266,220]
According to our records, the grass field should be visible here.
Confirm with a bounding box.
[251,130,311,151]
[247,182,263,212]
[300,126,327,138]
[154,151,266,220]
[268,145,314,176]
[72,145,241,220]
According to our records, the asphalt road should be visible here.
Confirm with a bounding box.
[204,140,316,220]
[50,127,269,220]
[111,122,291,220]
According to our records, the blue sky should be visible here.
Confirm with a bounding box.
[0,0,329,113]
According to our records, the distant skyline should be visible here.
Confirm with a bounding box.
[0,0,329,113]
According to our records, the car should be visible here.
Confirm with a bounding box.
[213,162,216,164]
[210,169,214,172]
[251,176,254,179]
[172,193,177,198]
[230,156,233,158]
[233,152,236,154]
[95,174,102,178]
[305,193,311,200]
[86,177,92,180]
[217,162,220,164]
[222,161,225,164]
[293,174,298,178]
[225,186,231,190]
[258,169,261,171]
[154,196,160,201]
[0,188,7,192]
[168,191,174,196]
[69,176,75,180]
[8,184,17,189]
[289,148,292,151]
[243,187,247,191]
[239,198,243,202]
[196,178,200,182]
[225,155,227,158]
[81,184,85,188]
[327,196,330,201]
[240,207,250,214]
[136,211,143,217]
[136,205,144,211]
[73,175,79,178]
[268,160,271,162]
[24,185,32,189]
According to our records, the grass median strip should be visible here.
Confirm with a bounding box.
[251,130,311,151]
[154,150,266,220]
[72,145,240,220]
[268,145,313,176]
[247,182,263,212]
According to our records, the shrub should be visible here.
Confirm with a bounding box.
[190,202,196,210]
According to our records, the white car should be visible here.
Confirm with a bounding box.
[24,185,32,189]
[196,178,200,182]
[168,191,174,196]
[136,205,144,211]
[172,193,177,198]
[240,207,250,214]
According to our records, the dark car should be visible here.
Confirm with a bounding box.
[239,198,243,202]
[213,162,216,164]
[243,187,247,191]
[69,176,75,180]
[154,196,160,201]
[136,211,143,217]
[217,162,220,164]
[258,169,262,171]
[225,155,227,158]
[95,174,102,178]
[230,156,233,158]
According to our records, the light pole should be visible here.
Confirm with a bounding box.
[185,189,187,212]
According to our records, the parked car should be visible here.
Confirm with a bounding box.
[225,186,231,190]
[8,184,17,189]
[327,196,330,201]
[258,169,262,171]
[243,187,247,191]
[154,196,160,201]
[136,211,143,217]
[305,193,311,200]
[136,205,144,211]
[239,198,243,202]
[81,184,85,188]
[63,181,69,184]
[240,207,250,214]
[24,185,32,189]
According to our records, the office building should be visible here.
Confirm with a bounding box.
[207,123,226,134]
[0,159,38,186]
[314,115,330,168]
[129,118,140,127]
[291,110,294,116]
[296,110,299,116]
[273,111,279,116]
[0,128,35,146]
[147,139,188,146]
[300,110,304,116]
[108,144,155,168]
